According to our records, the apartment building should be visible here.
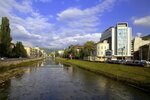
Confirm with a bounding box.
[24,46,47,58]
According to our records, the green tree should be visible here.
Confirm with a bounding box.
[55,51,59,57]
[0,17,12,57]
[0,25,2,49]
[0,25,1,44]
[82,41,95,57]
[13,42,27,58]
[63,49,69,58]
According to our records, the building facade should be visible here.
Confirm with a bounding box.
[94,40,109,61]
[100,22,132,60]
[24,46,47,58]
[133,36,150,60]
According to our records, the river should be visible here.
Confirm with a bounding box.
[0,58,149,100]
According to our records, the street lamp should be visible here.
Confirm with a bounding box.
[121,46,125,60]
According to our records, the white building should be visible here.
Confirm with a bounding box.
[133,36,150,52]
[100,22,132,60]
[58,50,64,57]
[94,40,109,61]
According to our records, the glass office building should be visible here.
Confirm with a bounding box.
[100,22,132,60]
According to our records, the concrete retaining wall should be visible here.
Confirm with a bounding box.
[0,58,44,67]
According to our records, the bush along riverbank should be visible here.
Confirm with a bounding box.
[56,57,150,92]
[0,57,44,83]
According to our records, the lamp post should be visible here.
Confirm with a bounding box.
[122,46,125,60]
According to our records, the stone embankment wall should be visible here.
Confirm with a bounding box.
[0,58,44,67]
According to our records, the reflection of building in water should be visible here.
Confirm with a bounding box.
[68,66,73,74]
[41,62,44,66]
[63,65,74,75]
[58,62,64,67]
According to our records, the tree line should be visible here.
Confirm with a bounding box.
[0,17,27,58]
[61,41,95,59]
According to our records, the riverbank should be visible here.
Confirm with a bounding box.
[0,57,44,83]
[0,57,44,67]
[56,57,150,92]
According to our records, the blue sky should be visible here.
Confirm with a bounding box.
[0,0,150,49]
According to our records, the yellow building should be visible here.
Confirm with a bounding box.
[24,46,31,57]
[24,46,47,58]
[94,40,109,62]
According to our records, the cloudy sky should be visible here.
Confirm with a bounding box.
[0,0,150,49]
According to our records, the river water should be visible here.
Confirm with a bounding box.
[0,58,149,100]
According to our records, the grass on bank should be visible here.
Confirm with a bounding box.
[56,57,150,89]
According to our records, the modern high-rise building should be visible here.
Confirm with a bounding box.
[100,22,132,60]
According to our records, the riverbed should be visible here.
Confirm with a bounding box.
[0,58,149,100]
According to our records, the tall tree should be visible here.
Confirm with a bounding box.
[83,41,95,57]
[0,17,12,57]
[0,25,2,46]
[0,25,1,43]
[13,42,27,58]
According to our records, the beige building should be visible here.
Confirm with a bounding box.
[133,36,150,60]
[24,46,47,58]
[24,46,31,57]
[133,36,149,52]
[94,40,109,62]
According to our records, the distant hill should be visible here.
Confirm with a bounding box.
[40,48,63,54]
[142,34,150,40]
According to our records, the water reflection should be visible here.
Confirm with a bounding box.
[0,58,149,100]
[62,63,150,100]
[0,80,11,100]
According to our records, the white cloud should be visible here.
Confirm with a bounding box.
[136,32,142,37]
[0,0,54,48]
[35,0,52,3]
[48,33,101,48]
[133,15,150,26]
[0,0,116,49]
[57,0,116,33]
[13,25,42,39]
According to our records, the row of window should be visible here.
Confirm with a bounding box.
[117,52,127,55]
[97,51,104,55]
[97,46,107,50]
